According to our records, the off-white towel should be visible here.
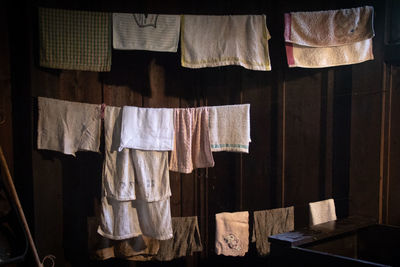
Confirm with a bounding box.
[251,206,294,256]
[103,106,136,200]
[98,197,173,240]
[119,106,174,151]
[208,104,251,153]
[284,6,374,47]
[215,211,249,257]
[309,198,337,226]
[37,97,101,156]
[181,15,271,71]
[285,38,374,68]
[113,13,181,52]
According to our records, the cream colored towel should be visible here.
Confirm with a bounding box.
[309,198,337,226]
[98,197,173,241]
[113,13,180,52]
[251,206,294,256]
[119,106,174,151]
[169,107,215,173]
[284,6,374,47]
[103,106,136,200]
[286,38,373,68]
[215,211,249,257]
[37,97,101,156]
[181,15,271,71]
[208,104,251,153]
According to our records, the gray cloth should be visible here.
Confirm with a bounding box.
[251,206,294,256]
[155,216,203,261]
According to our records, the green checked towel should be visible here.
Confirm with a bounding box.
[39,7,112,72]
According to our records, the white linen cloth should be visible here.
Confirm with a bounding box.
[215,211,249,257]
[181,15,271,71]
[37,96,101,156]
[208,104,251,153]
[119,106,174,151]
[113,13,180,52]
[309,198,337,226]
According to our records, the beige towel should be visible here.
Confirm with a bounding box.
[208,104,251,153]
[309,198,337,226]
[119,106,174,151]
[98,197,173,241]
[284,6,374,47]
[113,13,181,52]
[285,38,373,68]
[37,97,101,156]
[181,15,271,71]
[215,211,249,257]
[251,206,294,256]
[169,107,214,173]
[155,216,203,261]
[88,217,160,261]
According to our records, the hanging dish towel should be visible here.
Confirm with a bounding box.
[169,107,214,173]
[284,6,375,68]
[208,104,251,153]
[98,197,173,241]
[181,15,271,71]
[309,198,337,226]
[251,206,294,256]
[113,13,180,52]
[37,97,101,156]
[155,216,203,261]
[119,106,174,151]
[103,106,136,200]
[215,211,249,257]
[39,7,111,72]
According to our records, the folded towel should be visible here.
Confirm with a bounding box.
[113,13,180,52]
[39,8,111,72]
[309,198,337,226]
[284,6,374,47]
[155,216,203,261]
[208,104,251,153]
[88,217,160,261]
[169,107,215,173]
[119,106,174,151]
[285,38,373,68]
[215,211,249,257]
[98,197,173,241]
[251,206,294,256]
[181,15,271,71]
[103,106,136,200]
[37,97,101,156]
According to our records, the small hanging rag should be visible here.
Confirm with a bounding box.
[309,198,337,226]
[113,13,181,52]
[181,15,271,71]
[284,6,375,68]
[37,97,101,156]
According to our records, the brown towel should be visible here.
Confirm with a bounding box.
[154,216,203,261]
[251,207,294,256]
[169,107,214,173]
[88,217,160,261]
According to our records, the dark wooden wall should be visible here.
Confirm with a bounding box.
[1,0,400,266]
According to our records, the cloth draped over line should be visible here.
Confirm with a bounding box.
[181,15,271,71]
[284,6,375,68]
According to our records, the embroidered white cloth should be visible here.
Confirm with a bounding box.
[284,6,375,68]
[215,211,249,256]
[119,106,174,151]
[208,104,251,153]
[181,15,271,71]
[309,198,337,226]
[37,97,101,156]
[113,13,180,52]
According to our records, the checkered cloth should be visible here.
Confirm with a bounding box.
[39,7,112,72]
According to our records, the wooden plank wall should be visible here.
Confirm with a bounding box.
[3,0,400,266]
